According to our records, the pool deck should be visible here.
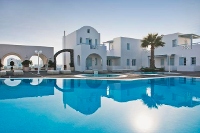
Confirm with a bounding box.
[0,71,200,79]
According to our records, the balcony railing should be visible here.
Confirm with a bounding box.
[77,43,105,49]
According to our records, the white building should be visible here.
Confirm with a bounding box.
[63,26,200,72]
[63,26,107,72]
[143,33,200,71]
[105,33,200,72]
[105,37,142,71]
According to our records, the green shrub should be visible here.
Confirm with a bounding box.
[140,67,164,72]
[21,60,32,67]
[48,60,54,68]
[69,62,74,67]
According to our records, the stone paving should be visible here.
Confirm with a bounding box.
[0,71,200,79]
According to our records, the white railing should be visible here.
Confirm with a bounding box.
[77,43,105,49]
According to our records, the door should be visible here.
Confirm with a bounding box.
[86,57,92,69]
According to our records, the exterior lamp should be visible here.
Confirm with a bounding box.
[35,50,42,74]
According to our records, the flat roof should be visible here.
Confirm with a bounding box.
[179,34,200,39]
[103,40,113,43]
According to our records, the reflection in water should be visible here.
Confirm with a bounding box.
[30,78,43,85]
[0,77,200,114]
[0,79,54,100]
[141,79,164,109]
[61,79,106,115]
[4,79,21,87]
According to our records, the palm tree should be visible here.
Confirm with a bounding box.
[141,33,165,68]
[141,79,164,109]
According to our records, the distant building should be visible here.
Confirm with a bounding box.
[7,58,22,68]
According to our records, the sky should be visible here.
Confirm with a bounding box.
[0,0,200,65]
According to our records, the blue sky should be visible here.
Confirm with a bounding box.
[0,0,200,64]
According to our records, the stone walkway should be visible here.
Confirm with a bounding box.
[1,71,200,79]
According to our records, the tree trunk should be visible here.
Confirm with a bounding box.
[150,79,155,97]
[150,45,155,68]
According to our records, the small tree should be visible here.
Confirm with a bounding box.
[0,59,3,71]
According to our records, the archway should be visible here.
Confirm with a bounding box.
[54,49,74,70]
[1,53,23,70]
[86,53,103,70]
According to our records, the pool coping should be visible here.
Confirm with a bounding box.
[0,75,200,81]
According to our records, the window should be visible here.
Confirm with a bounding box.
[77,55,80,66]
[161,58,164,66]
[127,43,130,50]
[179,57,186,66]
[127,59,130,66]
[80,37,82,43]
[87,29,90,33]
[95,39,97,45]
[191,57,196,65]
[168,57,174,66]
[172,39,177,47]
[107,60,111,66]
[95,58,97,65]
[132,59,136,66]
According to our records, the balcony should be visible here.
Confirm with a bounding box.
[107,49,121,57]
[77,43,105,49]
[76,43,106,52]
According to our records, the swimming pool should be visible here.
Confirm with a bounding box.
[0,77,200,133]
[75,74,126,78]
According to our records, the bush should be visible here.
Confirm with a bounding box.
[0,59,3,68]
[48,60,54,68]
[21,60,32,67]
[10,61,14,66]
[69,62,74,67]
[140,67,164,72]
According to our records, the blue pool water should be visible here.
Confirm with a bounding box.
[0,77,200,133]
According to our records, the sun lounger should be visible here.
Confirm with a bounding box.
[0,71,6,76]
[13,70,24,76]
[60,70,71,74]
[47,70,60,74]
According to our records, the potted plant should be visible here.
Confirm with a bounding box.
[64,65,67,70]
[69,62,74,71]
[0,59,3,71]
[21,60,32,71]
[10,61,14,70]
[48,60,54,70]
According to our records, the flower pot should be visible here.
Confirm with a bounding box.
[23,67,30,72]
[70,67,74,71]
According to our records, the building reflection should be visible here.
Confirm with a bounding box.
[1,77,200,115]
[54,78,200,115]
[58,79,107,115]
[0,79,54,100]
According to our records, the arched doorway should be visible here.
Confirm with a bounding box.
[86,53,102,70]
[1,53,23,70]
[54,49,74,70]
[29,54,48,70]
